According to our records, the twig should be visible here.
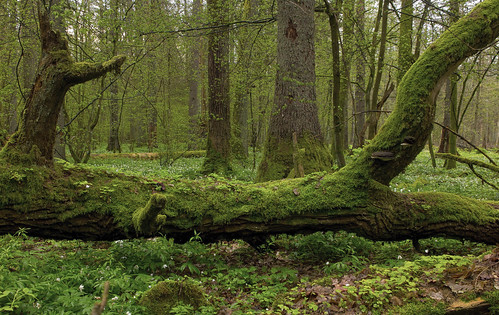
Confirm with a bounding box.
[434,121,496,166]
[468,164,498,190]
[91,281,110,315]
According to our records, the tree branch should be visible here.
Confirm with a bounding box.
[66,55,127,85]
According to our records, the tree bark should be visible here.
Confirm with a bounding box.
[256,0,332,182]
[202,0,232,174]
[1,4,125,165]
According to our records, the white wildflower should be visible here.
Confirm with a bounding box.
[79,284,84,291]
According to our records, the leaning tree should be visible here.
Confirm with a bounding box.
[0,0,498,245]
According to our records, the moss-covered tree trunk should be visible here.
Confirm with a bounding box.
[256,0,332,182]
[0,0,498,245]
[0,4,125,166]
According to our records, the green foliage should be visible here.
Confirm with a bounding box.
[274,231,373,265]
[485,290,499,314]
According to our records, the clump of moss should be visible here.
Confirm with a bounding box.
[139,278,208,314]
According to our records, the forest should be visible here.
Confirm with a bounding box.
[0,0,498,313]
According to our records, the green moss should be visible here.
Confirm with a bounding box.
[408,192,497,225]
[201,145,232,176]
[256,133,333,182]
[132,194,167,235]
[139,278,208,314]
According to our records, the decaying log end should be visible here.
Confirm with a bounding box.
[133,194,167,235]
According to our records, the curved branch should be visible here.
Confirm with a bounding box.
[436,153,499,174]
[346,0,499,185]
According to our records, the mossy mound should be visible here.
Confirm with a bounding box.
[139,278,208,314]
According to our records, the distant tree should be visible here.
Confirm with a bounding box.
[202,0,232,174]
[106,0,122,153]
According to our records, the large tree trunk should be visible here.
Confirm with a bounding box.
[256,0,332,182]
[0,4,125,166]
[0,0,498,245]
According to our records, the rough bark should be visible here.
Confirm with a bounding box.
[256,0,332,182]
[0,4,125,165]
[0,0,498,245]
[202,0,232,174]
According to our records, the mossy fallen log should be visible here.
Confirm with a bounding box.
[0,160,497,244]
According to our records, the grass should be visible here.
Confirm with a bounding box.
[1,148,498,313]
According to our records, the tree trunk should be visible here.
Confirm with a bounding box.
[202,0,232,174]
[187,0,202,150]
[325,0,346,168]
[106,0,122,153]
[367,0,389,139]
[1,4,125,166]
[0,0,498,245]
[445,0,460,169]
[438,0,460,156]
[397,0,413,84]
[353,0,366,148]
[256,0,332,182]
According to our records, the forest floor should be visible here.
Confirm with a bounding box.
[1,149,498,314]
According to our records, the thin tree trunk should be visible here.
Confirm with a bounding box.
[367,0,389,139]
[353,0,366,148]
[187,0,202,150]
[106,0,121,153]
[202,0,232,174]
[325,0,346,168]
[397,0,413,84]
